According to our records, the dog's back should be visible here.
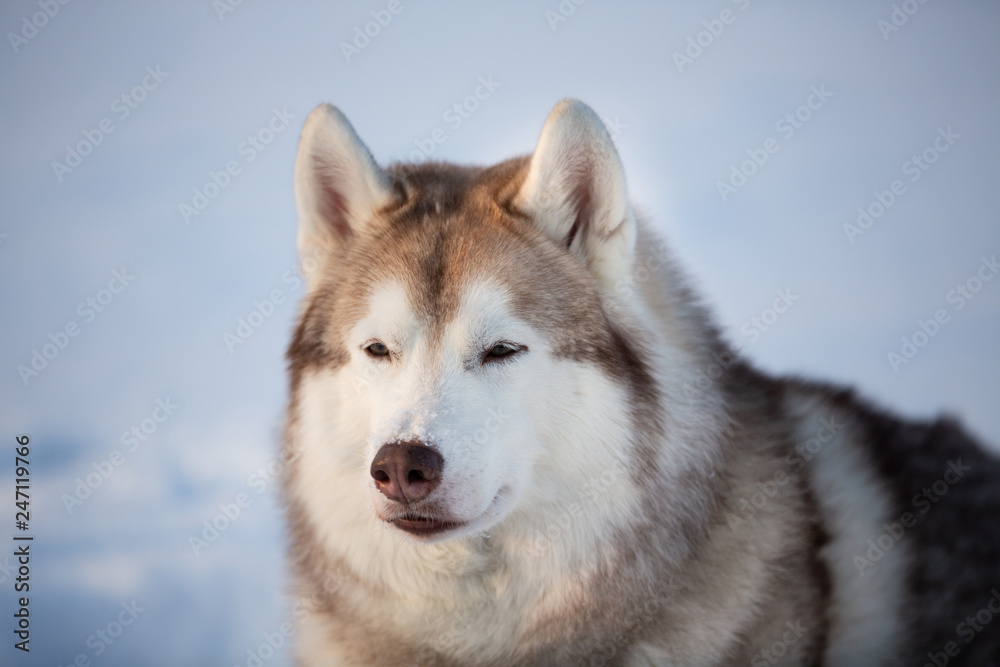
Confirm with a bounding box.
[787,377,1000,666]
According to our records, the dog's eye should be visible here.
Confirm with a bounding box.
[365,341,390,358]
[483,342,523,364]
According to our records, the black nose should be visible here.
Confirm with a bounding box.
[370,442,444,503]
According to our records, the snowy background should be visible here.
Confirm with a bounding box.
[1,1,998,665]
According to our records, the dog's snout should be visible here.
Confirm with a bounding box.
[370,442,443,503]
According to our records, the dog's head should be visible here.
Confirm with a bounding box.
[286,100,659,544]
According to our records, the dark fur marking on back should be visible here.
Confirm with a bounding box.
[789,379,1000,665]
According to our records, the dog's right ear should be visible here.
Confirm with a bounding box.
[294,104,399,289]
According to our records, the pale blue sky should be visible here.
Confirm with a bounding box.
[1,2,998,665]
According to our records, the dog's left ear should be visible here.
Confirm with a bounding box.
[513,99,636,289]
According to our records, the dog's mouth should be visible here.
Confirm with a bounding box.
[376,487,512,540]
[390,513,466,537]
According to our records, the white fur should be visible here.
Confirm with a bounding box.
[289,277,664,662]
[786,395,907,665]
[288,252,740,663]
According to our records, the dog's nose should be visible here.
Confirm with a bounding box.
[370,442,443,503]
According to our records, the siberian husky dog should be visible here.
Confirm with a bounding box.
[282,99,1000,666]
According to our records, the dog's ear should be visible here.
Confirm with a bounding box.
[513,99,636,289]
[294,104,399,288]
